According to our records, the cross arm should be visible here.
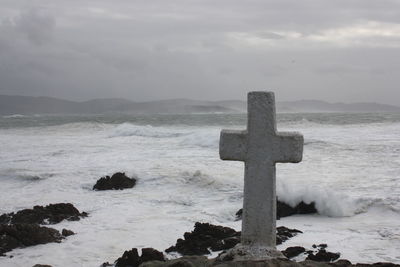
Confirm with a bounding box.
[219,130,247,161]
[274,132,303,163]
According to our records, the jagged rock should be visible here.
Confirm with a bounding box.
[165,223,301,256]
[306,249,340,262]
[137,257,400,267]
[0,224,63,255]
[235,200,317,221]
[93,172,137,190]
[277,201,317,219]
[115,248,165,267]
[116,248,140,267]
[282,246,306,259]
[61,229,75,237]
[165,223,240,256]
[0,203,88,225]
[276,226,303,245]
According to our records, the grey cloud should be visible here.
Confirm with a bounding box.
[0,0,399,105]
[13,8,56,45]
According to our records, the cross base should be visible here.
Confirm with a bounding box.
[216,244,285,262]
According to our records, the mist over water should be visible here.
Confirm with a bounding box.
[1,112,400,266]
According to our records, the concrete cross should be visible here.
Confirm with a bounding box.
[220,91,303,251]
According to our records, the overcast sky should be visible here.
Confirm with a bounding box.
[0,0,399,104]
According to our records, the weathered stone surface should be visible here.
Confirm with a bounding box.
[115,248,165,267]
[165,223,240,256]
[220,91,304,253]
[281,246,306,259]
[93,172,137,190]
[0,203,88,225]
[235,200,317,221]
[0,224,63,255]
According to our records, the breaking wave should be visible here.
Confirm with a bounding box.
[108,123,186,138]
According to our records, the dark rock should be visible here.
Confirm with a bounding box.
[93,172,137,191]
[61,229,75,237]
[334,260,353,266]
[165,223,240,256]
[236,200,317,221]
[307,249,340,262]
[115,248,165,267]
[116,248,140,267]
[0,203,88,225]
[276,226,303,245]
[282,246,306,259]
[141,248,165,263]
[32,265,53,267]
[0,224,63,255]
[166,223,302,256]
[101,262,113,267]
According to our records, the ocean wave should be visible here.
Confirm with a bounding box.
[108,123,186,138]
[2,114,26,118]
[276,182,399,217]
[178,130,220,148]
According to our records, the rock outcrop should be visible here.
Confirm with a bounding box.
[93,172,137,190]
[236,200,317,221]
[0,224,63,256]
[165,223,302,256]
[0,203,87,225]
[114,248,165,267]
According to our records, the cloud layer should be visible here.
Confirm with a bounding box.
[0,0,399,104]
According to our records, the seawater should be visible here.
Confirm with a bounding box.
[0,112,400,266]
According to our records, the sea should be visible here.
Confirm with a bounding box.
[0,112,400,266]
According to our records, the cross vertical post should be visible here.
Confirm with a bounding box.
[219,91,303,259]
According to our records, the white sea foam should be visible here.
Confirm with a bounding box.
[108,123,185,138]
[1,113,400,266]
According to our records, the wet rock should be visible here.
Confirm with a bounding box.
[0,203,88,225]
[93,172,137,191]
[115,248,165,267]
[236,200,317,221]
[306,249,340,262]
[116,248,140,267]
[282,246,306,259]
[277,200,317,219]
[276,226,303,245]
[61,229,75,237]
[141,248,166,263]
[166,223,302,256]
[0,224,63,255]
[165,222,240,256]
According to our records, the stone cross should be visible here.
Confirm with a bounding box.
[220,91,303,253]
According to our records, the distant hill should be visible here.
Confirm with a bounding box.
[0,95,399,115]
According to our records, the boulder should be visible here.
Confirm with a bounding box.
[0,203,88,225]
[306,249,340,262]
[165,223,240,256]
[115,248,165,267]
[165,223,302,256]
[282,246,306,259]
[235,200,317,221]
[61,229,75,237]
[276,226,303,245]
[93,172,137,191]
[0,224,63,255]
